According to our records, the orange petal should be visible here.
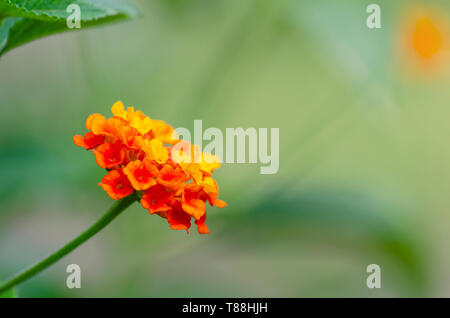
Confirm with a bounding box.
[98,169,134,200]
[140,184,174,214]
[167,206,191,233]
[93,142,125,169]
[123,160,158,191]
[182,199,206,220]
[157,165,186,191]
[73,132,104,150]
[214,199,227,208]
[195,215,209,234]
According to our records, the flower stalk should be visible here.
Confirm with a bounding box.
[0,194,137,295]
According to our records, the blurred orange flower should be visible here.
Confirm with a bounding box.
[412,17,442,59]
[73,101,226,234]
[398,5,450,72]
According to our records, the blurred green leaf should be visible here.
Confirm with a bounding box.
[217,187,429,296]
[0,0,140,56]
[0,138,62,205]
[0,282,17,298]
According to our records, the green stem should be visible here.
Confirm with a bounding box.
[0,194,136,294]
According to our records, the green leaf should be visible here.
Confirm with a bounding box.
[0,282,17,298]
[0,0,140,56]
[0,17,20,52]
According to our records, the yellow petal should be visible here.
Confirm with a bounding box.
[142,139,169,163]
[111,100,127,120]
[130,116,153,135]
[200,177,217,194]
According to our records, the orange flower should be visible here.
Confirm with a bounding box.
[93,141,126,169]
[74,100,226,234]
[141,138,169,164]
[199,177,227,208]
[111,100,153,135]
[156,165,186,191]
[73,132,105,150]
[141,184,174,214]
[87,114,126,140]
[150,120,177,144]
[98,169,134,200]
[167,203,192,233]
[182,184,206,220]
[123,159,158,191]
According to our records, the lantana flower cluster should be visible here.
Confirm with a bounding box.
[73,101,226,234]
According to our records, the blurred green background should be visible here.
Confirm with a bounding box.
[1,0,450,297]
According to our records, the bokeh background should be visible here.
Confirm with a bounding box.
[1,0,450,297]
